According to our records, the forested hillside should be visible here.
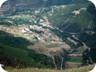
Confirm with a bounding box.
[0,0,96,69]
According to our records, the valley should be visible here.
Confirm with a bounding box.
[0,0,96,70]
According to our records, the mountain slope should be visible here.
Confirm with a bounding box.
[0,0,96,68]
